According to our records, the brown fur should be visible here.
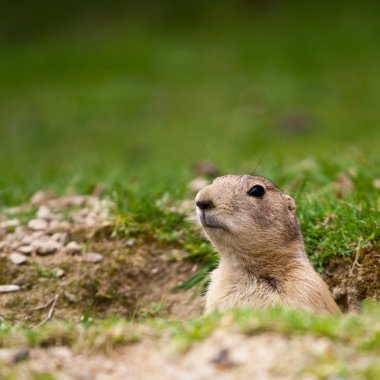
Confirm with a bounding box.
[195,175,339,314]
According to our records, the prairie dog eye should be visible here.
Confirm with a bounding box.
[247,185,265,197]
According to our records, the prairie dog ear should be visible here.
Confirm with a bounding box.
[284,194,296,216]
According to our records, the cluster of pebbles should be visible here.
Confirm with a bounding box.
[0,191,113,293]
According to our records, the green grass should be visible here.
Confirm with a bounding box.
[1,2,380,194]
[2,304,380,378]
[110,155,379,273]
[1,303,380,353]
[2,305,380,379]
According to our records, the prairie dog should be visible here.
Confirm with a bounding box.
[195,175,339,314]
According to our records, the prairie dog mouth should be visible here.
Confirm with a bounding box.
[198,211,226,230]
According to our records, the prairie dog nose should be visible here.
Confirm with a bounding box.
[196,200,214,211]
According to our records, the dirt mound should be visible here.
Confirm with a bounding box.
[0,193,203,324]
[3,326,379,380]
[325,246,380,312]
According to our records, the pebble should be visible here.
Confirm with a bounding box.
[18,245,34,255]
[55,268,65,278]
[34,240,61,256]
[28,219,49,231]
[9,252,28,265]
[64,291,78,303]
[373,178,380,190]
[64,241,82,255]
[83,252,104,263]
[125,238,136,247]
[0,284,20,293]
[36,205,52,220]
[30,191,47,205]
[21,235,33,245]
[30,191,55,206]
[52,232,69,245]
[49,220,71,232]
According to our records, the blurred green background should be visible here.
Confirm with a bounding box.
[1,0,379,204]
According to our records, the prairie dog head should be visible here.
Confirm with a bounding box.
[195,175,302,256]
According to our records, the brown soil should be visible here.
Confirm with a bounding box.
[0,193,203,325]
[325,246,380,312]
[3,329,378,380]
[2,240,379,325]
[0,237,203,324]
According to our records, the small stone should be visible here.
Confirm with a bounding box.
[20,235,33,245]
[36,206,52,220]
[52,232,69,245]
[0,284,20,293]
[83,252,104,263]
[188,177,210,194]
[125,238,135,247]
[18,245,34,255]
[28,219,49,231]
[13,227,26,240]
[64,241,82,255]
[30,191,55,206]
[34,240,61,256]
[373,178,380,190]
[10,241,22,251]
[64,291,78,303]
[55,268,65,278]
[30,231,46,239]
[49,220,71,232]
[9,252,28,265]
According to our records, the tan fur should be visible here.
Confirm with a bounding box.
[195,175,339,314]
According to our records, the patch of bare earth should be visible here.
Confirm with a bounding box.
[326,246,380,312]
[0,192,203,324]
[2,329,378,380]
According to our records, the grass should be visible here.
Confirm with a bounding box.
[1,303,380,354]
[2,306,380,379]
[2,304,380,378]
[110,155,379,273]
[1,2,380,192]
